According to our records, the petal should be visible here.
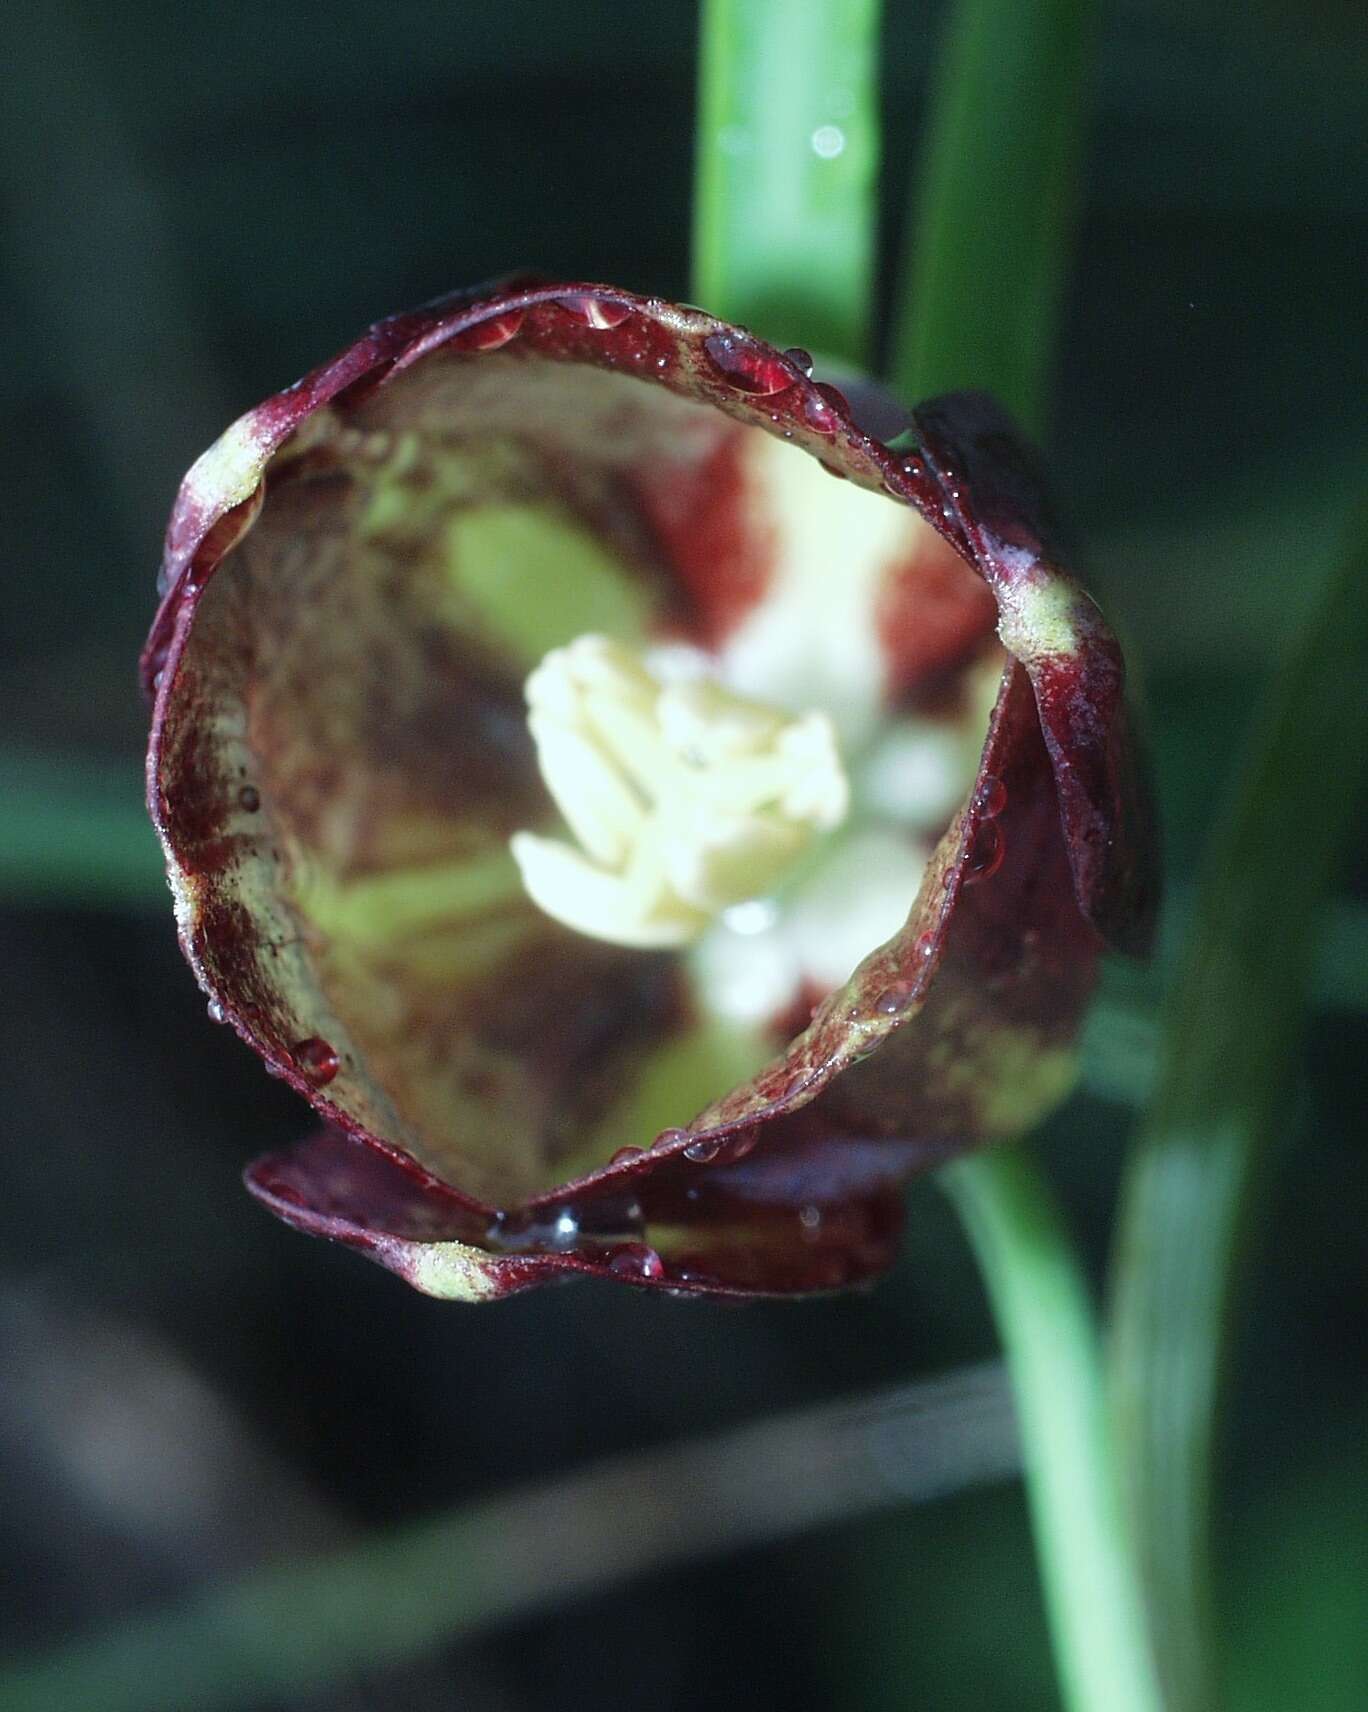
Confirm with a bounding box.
[147,280,1157,1297]
[245,1122,910,1298]
[908,392,1160,954]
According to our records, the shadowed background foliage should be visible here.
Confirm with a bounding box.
[1,2,1365,1708]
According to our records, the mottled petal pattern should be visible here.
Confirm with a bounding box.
[145,280,1157,1298]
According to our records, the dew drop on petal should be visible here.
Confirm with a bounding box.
[976,774,1007,818]
[206,998,225,1024]
[291,1036,340,1085]
[801,384,844,436]
[652,1126,690,1151]
[799,1204,822,1238]
[783,346,814,376]
[964,821,1005,885]
[703,332,796,396]
[451,310,524,352]
[874,983,915,1016]
[915,931,936,958]
[719,1126,759,1162]
[683,1136,722,1164]
[548,1207,580,1249]
[611,1145,645,1165]
[554,294,633,329]
[608,1242,666,1281]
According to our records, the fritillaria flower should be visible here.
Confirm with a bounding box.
[143,280,1156,1299]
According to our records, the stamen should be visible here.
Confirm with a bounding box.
[511,635,849,948]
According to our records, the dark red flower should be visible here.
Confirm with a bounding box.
[143,279,1156,1300]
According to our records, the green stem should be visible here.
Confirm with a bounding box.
[692,0,881,365]
[943,1147,1163,1712]
[904,0,1155,1704]
[890,0,1098,431]
[1108,497,1368,1712]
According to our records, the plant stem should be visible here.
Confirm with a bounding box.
[889,0,1098,432]
[942,1146,1163,1712]
[692,0,881,365]
[903,0,1159,1703]
[1108,496,1368,1712]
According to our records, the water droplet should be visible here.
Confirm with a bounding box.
[915,931,936,958]
[799,1204,822,1236]
[874,983,914,1016]
[238,784,261,813]
[554,294,632,329]
[801,382,847,436]
[451,310,524,352]
[610,1145,645,1165]
[783,346,814,376]
[652,1126,690,1151]
[976,775,1007,818]
[490,1204,587,1253]
[719,1126,759,1162]
[964,821,1005,885]
[152,669,165,692]
[608,1243,666,1281]
[683,1136,722,1164]
[206,999,225,1024]
[291,1036,340,1085]
[810,123,846,159]
[703,332,795,396]
[548,1207,580,1247]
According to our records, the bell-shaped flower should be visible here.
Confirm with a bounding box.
[143,280,1157,1298]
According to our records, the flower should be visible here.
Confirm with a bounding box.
[143,279,1157,1300]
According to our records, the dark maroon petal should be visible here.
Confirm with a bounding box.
[246,1121,909,1299]
[148,279,1158,1299]
[909,392,1160,954]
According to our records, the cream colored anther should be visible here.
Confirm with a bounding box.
[510,635,849,948]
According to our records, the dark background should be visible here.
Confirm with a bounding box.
[1,2,1365,1708]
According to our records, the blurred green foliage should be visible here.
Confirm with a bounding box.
[0,2,1365,1709]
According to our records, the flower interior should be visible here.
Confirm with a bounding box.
[155,314,1004,1220]
[510,633,851,949]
